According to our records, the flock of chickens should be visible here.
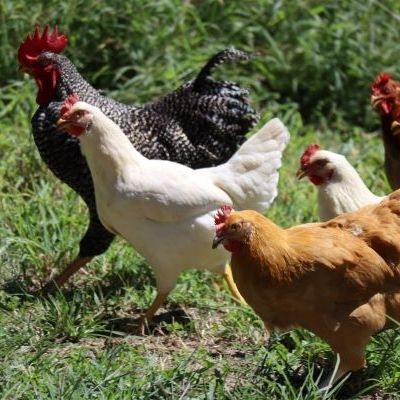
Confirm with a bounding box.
[18,26,400,390]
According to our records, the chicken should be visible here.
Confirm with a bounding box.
[212,205,400,388]
[18,26,259,291]
[371,72,400,190]
[296,144,400,267]
[55,95,289,330]
[296,144,384,220]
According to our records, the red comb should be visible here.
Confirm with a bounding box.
[372,72,392,92]
[59,94,80,117]
[18,26,68,66]
[214,205,234,234]
[300,144,320,167]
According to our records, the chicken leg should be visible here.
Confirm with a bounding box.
[318,354,348,392]
[42,256,93,294]
[137,291,170,334]
[223,264,246,304]
[319,336,368,391]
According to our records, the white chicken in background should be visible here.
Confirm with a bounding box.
[296,144,385,221]
[57,94,289,330]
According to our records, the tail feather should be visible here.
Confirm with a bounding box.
[193,47,255,92]
[205,118,290,212]
[140,47,259,168]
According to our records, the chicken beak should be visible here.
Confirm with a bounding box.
[212,235,224,249]
[296,167,307,180]
[370,95,380,108]
[391,120,400,135]
[56,118,70,130]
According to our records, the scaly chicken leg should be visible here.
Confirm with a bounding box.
[137,265,244,334]
[223,264,246,304]
[319,355,348,391]
[42,256,93,294]
[320,335,368,390]
[137,291,171,334]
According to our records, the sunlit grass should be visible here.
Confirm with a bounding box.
[1,1,400,399]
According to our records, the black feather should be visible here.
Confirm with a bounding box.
[30,49,259,257]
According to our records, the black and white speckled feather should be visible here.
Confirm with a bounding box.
[31,47,259,257]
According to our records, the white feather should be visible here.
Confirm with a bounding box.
[315,150,385,221]
[76,102,289,293]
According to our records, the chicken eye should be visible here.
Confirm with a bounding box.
[231,223,240,230]
[74,111,82,119]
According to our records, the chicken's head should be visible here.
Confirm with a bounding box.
[57,94,93,137]
[18,26,68,105]
[371,73,400,134]
[296,144,335,186]
[212,205,253,252]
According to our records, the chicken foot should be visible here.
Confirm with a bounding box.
[318,354,349,392]
[41,256,93,294]
[137,291,171,335]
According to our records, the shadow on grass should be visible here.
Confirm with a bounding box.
[1,262,193,337]
[1,257,153,298]
[104,308,191,336]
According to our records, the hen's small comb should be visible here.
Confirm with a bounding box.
[372,73,392,92]
[300,144,320,167]
[18,25,68,66]
[59,94,80,117]
[214,205,234,234]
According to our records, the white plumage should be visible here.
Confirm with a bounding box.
[61,101,289,325]
[301,149,385,221]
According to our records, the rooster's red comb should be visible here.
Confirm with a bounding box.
[18,26,68,66]
[59,94,80,117]
[300,144,320,167]
[214,205,234,234]
[372,73,392,92]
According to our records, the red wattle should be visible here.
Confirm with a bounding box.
[33,67,60,106]
[66,125,85,137]
[223,239,242,253]
[309,175,325,186]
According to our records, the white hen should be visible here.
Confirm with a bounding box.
[297,144,384,221]
[57,95,289,326]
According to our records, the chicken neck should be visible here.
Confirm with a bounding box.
[317,162,381,220]
[381,115,400,190]
[79,114,146,191]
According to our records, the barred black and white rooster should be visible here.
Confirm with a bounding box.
[18,26,259,291]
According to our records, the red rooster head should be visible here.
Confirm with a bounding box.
[371,73,400,134]
[18,26,68,106]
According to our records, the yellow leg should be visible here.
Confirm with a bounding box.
[137,290,170,334]
[223,264,246,305]
[42,256,93,294]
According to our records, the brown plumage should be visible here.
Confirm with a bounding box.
[212,205,400,388]
[371,73,400,190]
[325,189,400,268]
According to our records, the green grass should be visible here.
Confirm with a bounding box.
[1,1,400,399]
